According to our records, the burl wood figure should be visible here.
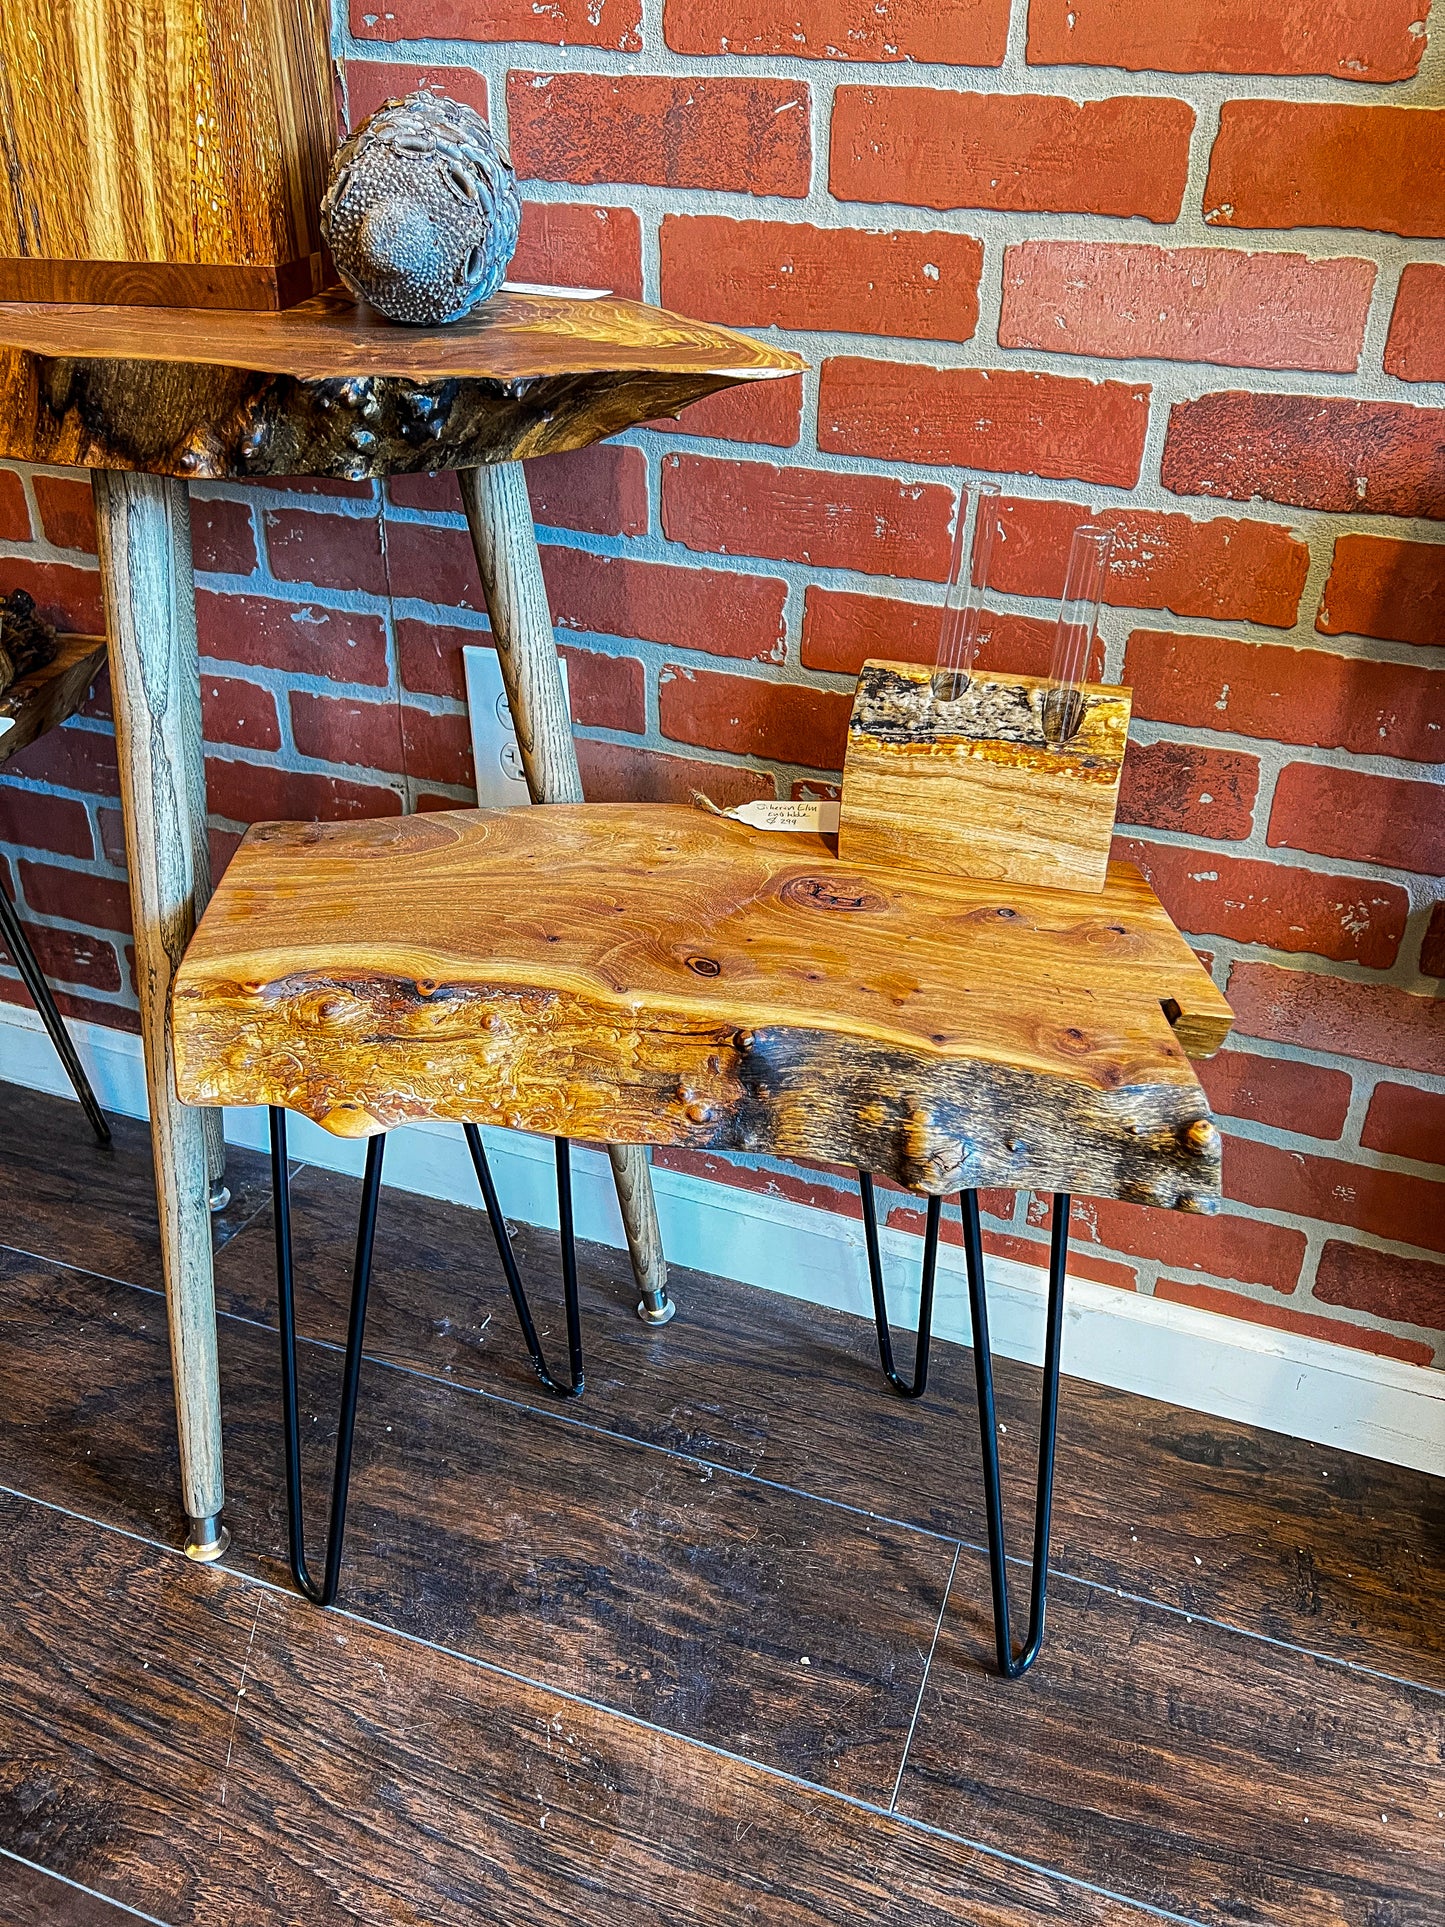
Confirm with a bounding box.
[169,655,1231,1670]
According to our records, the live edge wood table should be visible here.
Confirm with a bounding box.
[170,803,1234,1671]
[0,289,802,1560]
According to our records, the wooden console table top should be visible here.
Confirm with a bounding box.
[0,288,805,479]
[173,803,1233,1208]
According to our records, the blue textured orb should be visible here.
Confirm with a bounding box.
[322,92,521,326]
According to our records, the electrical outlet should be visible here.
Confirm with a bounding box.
[463,645,570,809]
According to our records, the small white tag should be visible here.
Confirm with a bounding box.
[724,798,841,834]
[502,282,612,300]
[0,717,13,737]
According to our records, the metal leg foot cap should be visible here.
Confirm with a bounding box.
[208,1179,232,1214]
[184,1515,231,1563]
[636,1293,676,1327]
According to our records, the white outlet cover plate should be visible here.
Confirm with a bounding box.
[463,644,570,809]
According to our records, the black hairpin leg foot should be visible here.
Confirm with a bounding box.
[0,881,110,1143]
[271,1106,385,1607]
[464,1125,584,1398]
[962,1188,1069,1678]
[859,1170,941,1399]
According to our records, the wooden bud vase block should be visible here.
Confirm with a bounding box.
[838,659,1132,895]
[0,0,335,311]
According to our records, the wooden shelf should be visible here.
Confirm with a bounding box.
[0,289,806,479]
[173,802,1232,1208]
[0,633,108,769]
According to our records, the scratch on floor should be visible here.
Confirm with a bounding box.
[218,1590,267,1844]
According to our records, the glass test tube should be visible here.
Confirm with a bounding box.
[932,481,1002,702]
[1043,523,1115,745]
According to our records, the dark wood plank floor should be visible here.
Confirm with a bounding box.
[0,1085,1439,1925]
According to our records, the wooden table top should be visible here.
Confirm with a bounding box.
[173,804,1232,1206]
[0,288,804,478]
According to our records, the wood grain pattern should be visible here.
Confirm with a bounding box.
[839,661,1132,894]
[459,461,585,807]
[172,804,1231,1204]
[0,289,805,478]
[0,1243,1436,1927]
[0,1071,270,1287]
[899,1565,1444,1927]
[0,1253,956,1803]
[459,458,668,1306]
[607,1138,669,1303]
[0,1085,1429,1706]
[0,632,107,768]
[93,471,223,1526]
[203,1160,1443,1692]
[0,1491,1158,1927]
[0,1852,157,1924]
[0,1081,1429,1703]
[0,0,333,309]
[0,254,325,311]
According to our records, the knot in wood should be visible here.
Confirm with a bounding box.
[901,1107,965,1193]
[780,875,887,914]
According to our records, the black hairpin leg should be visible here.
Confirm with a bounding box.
[859,1170,941,1399]
[962,1188,1069,1678]
[271,1106,385,1607]
[0,880,109,1143]
[464,1124,584,1398]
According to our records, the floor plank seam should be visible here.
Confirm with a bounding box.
[226,1308,1445,1701]
[890,1542,959,1813]
[213,1183,293,1252]
[1043,1565,1445,1701]
[8,1448,1440,1714]
[8,1248,1443,1705]
[0,1238,186,1299]
[0,1478,1216,1927]
[215,1589,267,1849]
[0,1847,175,1925]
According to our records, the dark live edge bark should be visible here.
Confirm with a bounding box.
[173,970,1223,1209]
[0,351,743,480]
[849,660,1127,770]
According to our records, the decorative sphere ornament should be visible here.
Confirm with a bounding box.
[321,91,522,326]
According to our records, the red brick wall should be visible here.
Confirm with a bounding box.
[0,2,1441,1366]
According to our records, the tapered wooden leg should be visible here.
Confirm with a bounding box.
[459,462,672,1323]
[204,1110,229,1212]
[608,1143,673,1325]
[93,470,228,1560]
[169,588,229,1216]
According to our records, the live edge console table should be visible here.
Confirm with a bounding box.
[0,288,803,1560]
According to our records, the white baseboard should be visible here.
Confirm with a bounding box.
[3,1000,1440,1477]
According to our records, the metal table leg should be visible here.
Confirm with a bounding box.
[962,1189,1069,1678]
[93,471,228,1562]
[270,1108,587,1607]
[861,1175,1071,1677]
[0,877,110,1143]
